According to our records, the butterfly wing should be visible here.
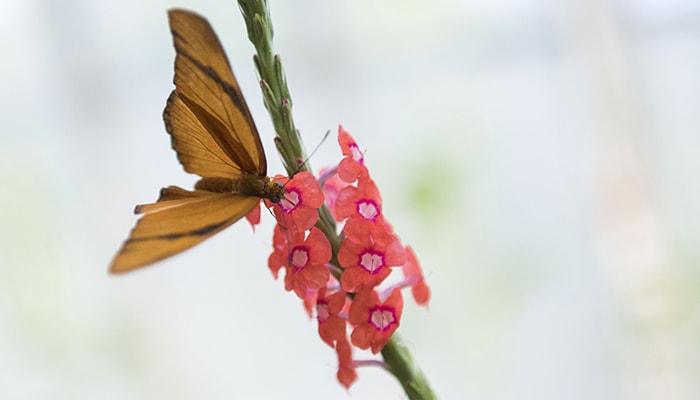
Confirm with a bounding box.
[110,186,259,274]
[164,90,245,177]
[167,9,266,177]
[110,11,272,274]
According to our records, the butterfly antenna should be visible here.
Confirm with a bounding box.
[278,129,331,205]
[294,129,331,175]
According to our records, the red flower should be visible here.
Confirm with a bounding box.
[335,338,357,389]
[337,125,368,183]
[316,287,349,347]
[303,288,318,318]
[334,176,394,245]
[349,288,403,354]
[303,274,342,318]
[338,233,406,293]
[245,200,262,229]
[283,228,332,299]
[334,175,380,221]
[318,166,350,222]
[267,171,324,237]
[267,224,288,280]
[402,246,431,306]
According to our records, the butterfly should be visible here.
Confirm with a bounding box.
[110,9,285,274]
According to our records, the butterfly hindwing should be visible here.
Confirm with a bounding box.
[110,187,259,273]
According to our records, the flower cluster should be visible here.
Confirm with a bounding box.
[257,125,430,389]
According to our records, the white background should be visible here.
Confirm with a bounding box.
[1,0,699,399]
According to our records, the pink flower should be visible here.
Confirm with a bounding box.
[316,287,349,347]
[267,171,324,237]
[349,288,403,354]
[245,201,262,229]
[303,288,318,318]
[334,176,394,245]
[318,166,350,222]
[267,224,288,280]
[335,338,357,389]
[303,274,341,318]
[402,246,431,306]
[338,233,406,293]
[261,126,430,391]
[337,125,368,183]
[283,228,332,299]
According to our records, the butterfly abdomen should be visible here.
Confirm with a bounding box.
[195,175,284,202]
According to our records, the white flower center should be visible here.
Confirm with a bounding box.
[357,201,378,221]
[350,144,363,163]
[360,251,383,273]
[317,303,329,322]
[281,190,300,212]
[370,308,395,331]
[290,248,309,269]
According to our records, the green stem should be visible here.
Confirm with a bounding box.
[236,1,434,399]
[237,0,305,176]
[381,334,436,400]
[237,0,339,256]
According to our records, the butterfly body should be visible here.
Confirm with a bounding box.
[194,175,284,202]
[110,9,282,274]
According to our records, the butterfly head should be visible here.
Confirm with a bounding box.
[264,179,286,204]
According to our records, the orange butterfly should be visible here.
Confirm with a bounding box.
[110,9,284,274]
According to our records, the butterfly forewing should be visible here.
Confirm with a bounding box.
[164,91,244,177]
[168,8,266,176]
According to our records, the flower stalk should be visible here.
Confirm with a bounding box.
[238,0,341,256]
[236,1,435,399]
[382,336,436,400]
[238,0,305,176]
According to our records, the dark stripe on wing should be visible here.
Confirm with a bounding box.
[127,220,229,243]
[171,33,262,175]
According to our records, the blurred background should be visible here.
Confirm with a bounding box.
[1,0,699,398]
